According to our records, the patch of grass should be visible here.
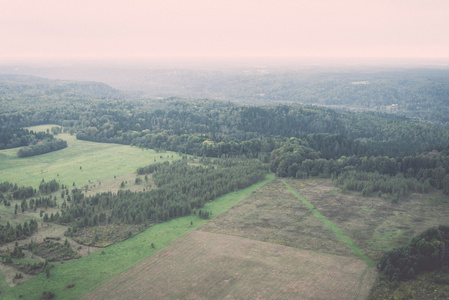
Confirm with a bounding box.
[0,125,181,189]
[329,189,339,196]
[281,179,375,267]
[367,226,412,252]
[0,174,274,299]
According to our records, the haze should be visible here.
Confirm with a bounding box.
[1,0,449,64]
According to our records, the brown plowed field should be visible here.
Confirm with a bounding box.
[83,230,374,300]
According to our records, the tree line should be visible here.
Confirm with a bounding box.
[0,219,38,245]
[379,225,449,283]
[270,142,449,198]
[73,102,449,158]
[52,159,267,240]
[0,127,53,150]
[17,138,67,157]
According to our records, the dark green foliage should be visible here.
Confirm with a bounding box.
[0,181,35,200]
[11,244,25,258]
[56,159,267,232]
[14,260,46,275]
[336,171,430,200]
[40,290,54,299]
[198,209,210,219]
[39,179,59,194]
[17,138,67,157]
[272,148,449,196]
[0,219,38,245]
[443,174,449,195]
[0,127,53,150]
[72,101,449,158]
[379,225,449,282]
[26,239,79,262]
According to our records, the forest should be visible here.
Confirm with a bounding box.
[1,74,449,196]
[379,225,449,282]
[1,74,449,210]
[1,72,449,298]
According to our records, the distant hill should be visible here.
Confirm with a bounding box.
[0,74,124,100]
[1,65,449,127]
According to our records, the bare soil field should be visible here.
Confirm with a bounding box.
[199,179,356,258]
[83,230,375,300]
[284,178,449,261]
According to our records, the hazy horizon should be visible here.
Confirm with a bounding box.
[2,0,449,66]
[2,56,449,70]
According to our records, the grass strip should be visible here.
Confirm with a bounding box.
[281,179,375,268]
[354,266,370,300]
[0,174,275,300]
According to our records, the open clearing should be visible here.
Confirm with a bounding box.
[200,179,356,258]
[0,125,181,189]
[83,230,376,300]
[283,178,449,261]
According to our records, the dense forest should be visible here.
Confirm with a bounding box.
[1,75,449,199]
[3,68,448,127]
[0,127,54,150]
[379,225,449,282]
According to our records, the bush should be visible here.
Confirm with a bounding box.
[40,291,55,300]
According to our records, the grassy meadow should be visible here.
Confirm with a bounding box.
[0,125,181,189]
[0,169,274,299]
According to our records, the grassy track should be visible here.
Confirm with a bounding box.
[0,174,275,299]
[0,125,181,188]
[281,179,375,268]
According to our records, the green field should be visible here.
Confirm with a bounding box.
[0,125,181,189]
[0,168,274,299]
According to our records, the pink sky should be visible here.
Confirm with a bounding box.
[1,0,449,61]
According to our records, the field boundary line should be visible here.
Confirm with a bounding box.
[354,266,370,300]
[281,179,375,268]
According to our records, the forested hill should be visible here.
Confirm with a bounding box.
[74,101,449,157]
[1,85,449,158]
[4,66,448,127]
[0,74,123,104]
[132,68,449,127]
[1,75,449,196]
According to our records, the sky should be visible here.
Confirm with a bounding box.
[1,0,449,62]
